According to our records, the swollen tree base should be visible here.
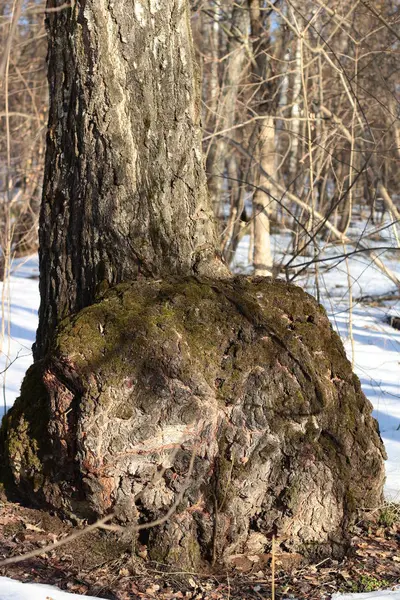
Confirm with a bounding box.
[0,277,385,568]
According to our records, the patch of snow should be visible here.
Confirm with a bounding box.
[333,589,400,600]
[0,577,100,599]
[0,255,39,421]
[332,304,400,501]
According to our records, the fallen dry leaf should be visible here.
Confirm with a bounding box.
[24,523,45,533]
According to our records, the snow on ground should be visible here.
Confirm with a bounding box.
[333,591,400,600]
[0,577,100,599]
[0,580,399,600]
[0,255,39,422]
[329,302,400,500]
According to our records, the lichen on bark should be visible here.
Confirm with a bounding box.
[1,276,386,567]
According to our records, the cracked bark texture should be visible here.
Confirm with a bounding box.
[36,0,227,359]
[2,278,385,567]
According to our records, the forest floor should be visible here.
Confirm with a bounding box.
[0,498,399,599]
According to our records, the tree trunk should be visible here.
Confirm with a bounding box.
[248,0,275,276]
[289,36,302,183]
[252,118,274,276]
[0,0,386,572]
[36,0,227,359]
[205,2,248,226]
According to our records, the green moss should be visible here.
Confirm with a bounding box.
[148,526,201,570]
[7,417,41,472]
[0,363,50,488]
[53,277,343,406]
[378,504,399,528]
[282,477,303,511]
[113,404,134,420]
[147,302,176,329]
[348,575,391,593]
[163,538,200,568]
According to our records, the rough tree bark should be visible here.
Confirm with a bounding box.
[0,0,385,571]
[35,0,228,359]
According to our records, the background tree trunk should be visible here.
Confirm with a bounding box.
[248,0,276,276]
[205,2,248,227]
[36,0,227,359]
[252,117,274,276]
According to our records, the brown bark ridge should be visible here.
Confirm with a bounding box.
[36,0,228,359]
[1,277,385,568]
